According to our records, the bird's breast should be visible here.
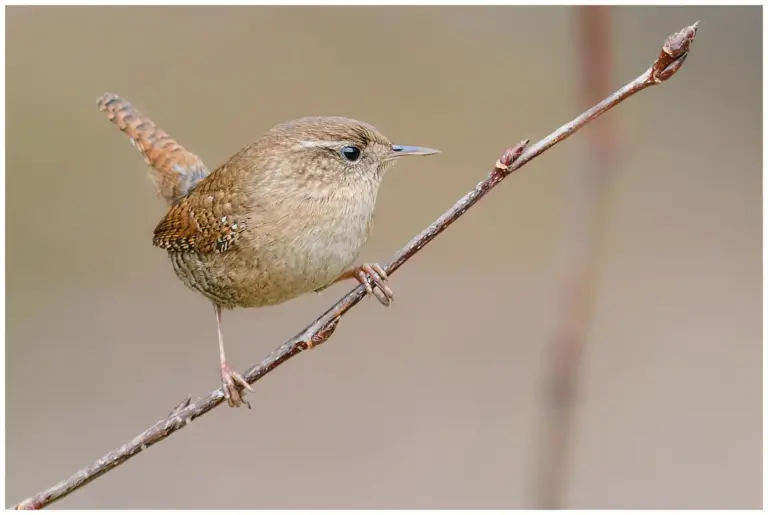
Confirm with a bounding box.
[239,187,377,305]
[282,196,374,283]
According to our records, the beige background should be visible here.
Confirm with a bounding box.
[6,6,761,509]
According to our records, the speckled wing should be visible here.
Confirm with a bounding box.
[97,93,210,205]
[152,169,250,255]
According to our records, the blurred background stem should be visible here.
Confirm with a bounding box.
[530,6,618,509]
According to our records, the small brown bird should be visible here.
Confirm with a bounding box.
[97,93,439,407]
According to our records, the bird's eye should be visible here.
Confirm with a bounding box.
[340,145,362,163]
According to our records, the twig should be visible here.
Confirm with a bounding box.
[13,22,698,510]
[530,6,618,508]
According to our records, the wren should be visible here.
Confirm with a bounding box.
[97,93,439,407]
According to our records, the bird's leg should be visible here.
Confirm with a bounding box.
[316,263,394,306]
[214,303,253,408]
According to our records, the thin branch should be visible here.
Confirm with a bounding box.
[13,22,698,510]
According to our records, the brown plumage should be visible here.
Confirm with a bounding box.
[97,93,209,204]
[98,94,439,407]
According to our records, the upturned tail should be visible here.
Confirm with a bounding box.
[96,93,210,205]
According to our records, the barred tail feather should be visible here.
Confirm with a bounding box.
[97,93,210,204]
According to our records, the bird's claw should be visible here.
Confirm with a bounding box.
[355,263,394,306]
[221,363,253,409]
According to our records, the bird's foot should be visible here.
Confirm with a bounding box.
[220,363,253,409]
[354,263,394,306]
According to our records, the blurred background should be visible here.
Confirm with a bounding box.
[5,5,761,509]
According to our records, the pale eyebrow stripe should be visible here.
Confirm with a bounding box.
[290,139,348,151]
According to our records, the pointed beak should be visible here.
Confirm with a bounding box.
[390,144,441,159]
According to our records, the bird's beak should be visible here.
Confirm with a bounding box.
[389,144,441,159]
